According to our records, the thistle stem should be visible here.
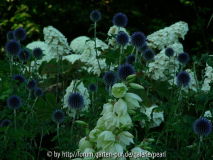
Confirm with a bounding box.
[193,62,200,92]
[131,46,135,55]
[198,136,203,154]
[70,110,76,146]
[10,55,14,92]
[56,55,60,109]
[109,85,112,96]
[94,22,102,74]
[135,48,138,62]
[119,46,123,66]
[37,128,43,160]
[92,92,94,107]
[14,109,16,131]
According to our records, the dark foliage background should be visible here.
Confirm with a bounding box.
[0,0,212,58]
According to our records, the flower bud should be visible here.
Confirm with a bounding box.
[129,83,144,89]
[126,74,136,80]
[75,120,88,126]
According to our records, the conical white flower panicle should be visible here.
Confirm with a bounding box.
[201,63,213,92]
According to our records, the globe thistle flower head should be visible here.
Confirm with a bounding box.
[131,32,146,48]
[18,48,31,62]
[90,10,101,22]
[6,31,14,41]
[1,119,11,127]
[176,71,191,88]
[27,79,37,90]
[68,92,84,110]
[34,88,44,97]
[116,32,129,46]
[7,95,22,110]
[193,117,212,136]
[12,74,25,86]
[52,109,65,124]
[88,83,97,92]
[126,54,136,65]
[139,43,148,52]
[13,27,27,41]
[143,49,155,61]
[5,39,21,56]
[113,13,128,27]
[165,47,174,57]
[32,47,43,59]
[103,71,117,86]
[117,63,135,81]
[177,52,190,64]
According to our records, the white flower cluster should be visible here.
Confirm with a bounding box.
[140,104,164,129]
[70,36,90,54]
[43,26,71,58]
[201,63,213,92]
[147,21,188,50]
[63,80,91,117]
[107,25,130,49]
[148,43,183,81]
[204,110,212,118]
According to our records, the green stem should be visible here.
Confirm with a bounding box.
[109,85,112,96]
[94,22,102,74]
[14,109,16,131]
[37,128,43,160]
[193,62,200,92]
[56,54,60,109]
[135,48,138,62]
[70,110,76,146]
[131,46,135,55]
[10,55,14,92]
[198,136,203,154]
[119,46,123,66]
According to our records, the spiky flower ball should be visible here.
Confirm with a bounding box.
[193,117,212,136]
[34,88,44,97]
[176,71,191,87]
[117,63,135,81]
[13,27,27,41]
[103,71,117,86]
[113,13,128,27]
[1,119,11,127]
[12,74,25,86]
[88,83,97,92]
[126,54,135,65]
[90,10,101,22]
[27,79,37,90]
[18,49,31,62]
[131,32,146,48]
[52,109,65,124]
[68,93,84,110]
[7,95,22,110]
[177,52,190,64]
[139,43,148,52]
[6,31,14,41]
[116,32,129,46]
[5,39,21,56]
[32,47,43,59]
[143,49,155,61]
[165,47,174,57]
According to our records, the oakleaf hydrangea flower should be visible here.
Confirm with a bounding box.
[131,32,146,48]
[177,52,190,64]
[113,13,128,28]
[32,47,43,59]
[117,63,135,81]
[1,119,11,127]
[52,109,65,123]
[13,27,27,41]
[68,92,84,110]
[201,63,213,92]
[103,71,117,87]
[7,95,22,109]
[27,79,37,90]
[204,110,212,118]
[5,39,22,56]
[112,83,128,98]
[12,74,25,86]
[142,49,155,61]
[6,31,14,41]
[193,117,212,136]
[176,71,191,87]
[18,48,31,62]
[165,47,174,57]
[34,88,44,97]
[90,10,101,22]
[70,36,90,54]
[116,32,129,46]
[88,83,97,92]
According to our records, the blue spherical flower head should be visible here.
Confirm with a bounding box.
[143,49,155,61]
[1,119,11,127]
[177,52,189,64]
[12,74,26,86]
[131,32,146,48]
[103,71,117,86]
[7,95,22,110]
[116,32,129,46]
[6,31,14,41]
[32,47,43,59]
[34,88,44,97]
[126,54,136,65]
[13,27,27,41]
[90,10,101,22]
[27,79,37,90]
[5,39,21,56]
[52,109,65,124]
[193,117,212,136]
[117,63,135,81]
[176,71,191,88]
[18,48,31,62]
[165,47,174,57]
[88,83,97,92]
[139,43,148,52]
[113,13,128,27]
[68,93,84,110]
